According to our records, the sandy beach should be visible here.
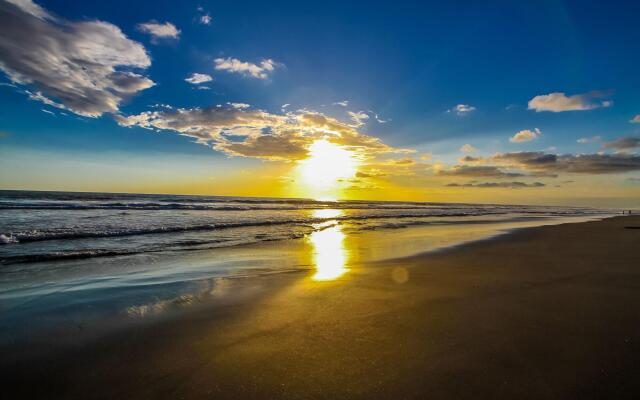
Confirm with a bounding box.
[3,1,640,398]
[3,216,640,399]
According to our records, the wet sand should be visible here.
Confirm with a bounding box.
[4,216,640,399]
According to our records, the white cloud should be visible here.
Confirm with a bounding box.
[214,57,281,79]
[0,0,154,117]
[5,0,47,19]
[368,110,389,123]
[448,104,476,116]
[333,100,349,107]
[150,103,173,109]
[116,106,405,161]
[459,144,476,153]
[348,111,369,127]
[228,102,250,109]
[26,90,65,110]
[528,91,612,112]
[137,21,180,39]
[200,14,211,25]
[196,6,211,25]
[185,73,213,85]
[631,115,640,123]
[510,128,541,143]
[577,136,601,144]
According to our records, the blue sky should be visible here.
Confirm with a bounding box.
[1,0,639,205]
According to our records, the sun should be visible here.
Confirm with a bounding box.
[297,139,359,200]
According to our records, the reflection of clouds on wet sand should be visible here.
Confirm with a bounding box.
[126,278,232,318]
[124,272,309,318]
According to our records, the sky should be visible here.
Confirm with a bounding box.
[0,0,639,207]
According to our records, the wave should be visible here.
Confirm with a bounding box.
[0,234,18,244]
[0,232,311,265]
[1,214,611,265]
[0,210,605,246]
[0,201,506,211]
[0,220,309,244]
[0,202,301,211]
[0,249,141,264]
[0,212,501,244]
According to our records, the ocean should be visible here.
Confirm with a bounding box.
[0,190,614,337]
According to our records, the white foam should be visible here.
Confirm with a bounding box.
[0,234,17,244]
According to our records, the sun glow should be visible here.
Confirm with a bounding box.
[297,139,359,200]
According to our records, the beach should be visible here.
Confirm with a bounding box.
[2,0,640,398]
[3,216,640,399]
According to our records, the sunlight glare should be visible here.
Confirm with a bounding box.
[312,209,344,219]
[297,139,359,200]
[309,218,348,281]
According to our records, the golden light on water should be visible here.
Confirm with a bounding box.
[309,209,348,281]
[312,208,343,219]
[297,139,359,201]
[298,138,356,280]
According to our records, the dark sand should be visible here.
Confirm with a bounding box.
[4,216,640,399]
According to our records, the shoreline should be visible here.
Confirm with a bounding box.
[373,213,616,263]
[0,214,609,333]
[0,216,616,346]
[3,216,640,399]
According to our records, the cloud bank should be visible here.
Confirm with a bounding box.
[446,181,545,188]
[116,106,404,161]
[488,151,640,175]
[443,144,640,182]
[438,165,525,178]
[601,137,640,152]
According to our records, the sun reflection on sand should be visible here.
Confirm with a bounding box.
[309,209,348,281]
